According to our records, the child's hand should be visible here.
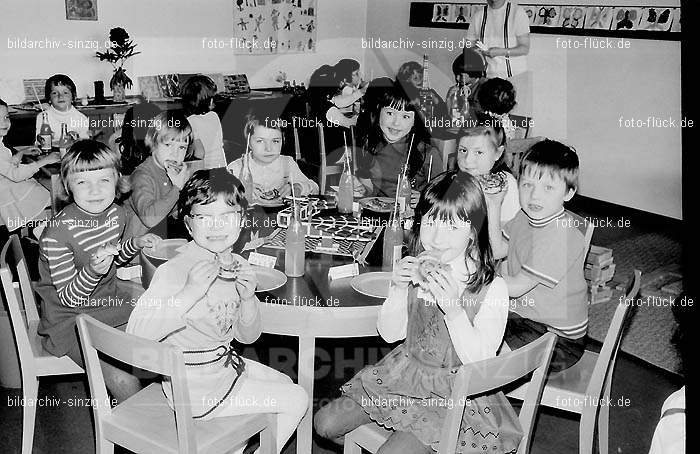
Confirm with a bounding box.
[425,268,462,317]
[234,264,257,300]
[134,233,161,249]
[483,188,507,207]
[253,184,265,200]
[39,152,61,166]
[89,243,120,275]
[182,260,219,301]
[167,163,189,189]
[391,256,418,290]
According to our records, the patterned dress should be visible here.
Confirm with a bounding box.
[341,285,523,453]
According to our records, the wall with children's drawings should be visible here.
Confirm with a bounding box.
[0,0,366,102]
[364,0,682,219]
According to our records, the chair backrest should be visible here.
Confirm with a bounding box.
[440,332,557,454]
[509,114,532,140]
[567,210,595,253]
[50,173,69,215]
[580,270,641,446]
[1,235,41,373]
[76,314,197,453]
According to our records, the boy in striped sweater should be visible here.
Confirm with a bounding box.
[489,139,588,373]
[36,140,160,402]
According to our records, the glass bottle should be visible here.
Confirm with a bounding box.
[397,167,412,217]
[382,206,404,271]
[57,123,70,157]
[38,111,53,152]
[284,205,305,277]
[337,155,354,214]
[240,153,255,204]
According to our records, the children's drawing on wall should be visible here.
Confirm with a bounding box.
[522,5,537,26]
[614,8,641,31]
[65,0,97,20]
[560,6,585,29]
[233,0,316,54]
[584,6,614,30]
[432,4,449,22]
[451,4,470,23]
[639,7,673,31]
[536,6,560,26]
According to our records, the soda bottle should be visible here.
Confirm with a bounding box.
[397,168,412,217]
[38,111,53,152]
[57,123,70,157]
[240,153,255,204]
[337,156,354,214]
[382,207,404,271]
[284,205,305,277]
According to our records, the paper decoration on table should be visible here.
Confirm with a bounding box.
[450,4,471,24]
[671,8,681,32]
[65,0,97,21]
[638,7,674,32]
[584,6,614,30]
[23,79,48,103]
[559,6,586,29]
[521,5,537,26]
[613,8,641,31]
[536,5,560,27]
[223,74,251,94]
[233,0,317,54]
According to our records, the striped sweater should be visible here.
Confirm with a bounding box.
[37,203,140,356]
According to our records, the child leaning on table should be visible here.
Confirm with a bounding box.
[226,112,318,200]
[127,168,308,454]
[122,110,191,239]
[315,171,522,454]
[35,140,161,403]
[489,139,588,373]
[0,98,59,234]
[34,74,90,145]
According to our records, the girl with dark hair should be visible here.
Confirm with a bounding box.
[34,74,90,145]
[181,74,226,169]
[355,84,440,200]
[315,171,522,454]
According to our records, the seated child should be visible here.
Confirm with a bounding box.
[226,112,318,201]
[119,101,162,176]
[0,98,59,233]
[181,75,226,169]
[475,78,518,138]
[127,169,308,454]
[315,171,521,453]
[490,139,588,373]
[395,60,448,119]
[36,140,160,402]
[445,47,488,124]
[35,74,90,145]
[123,111,191,239]
[355,84,440,202]
[456,119,520,226]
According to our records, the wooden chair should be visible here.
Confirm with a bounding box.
[509,114,532,140]
[505,270,642,454]
[1,235,83,454]
[343,332,557,454]
[76,314,277,454]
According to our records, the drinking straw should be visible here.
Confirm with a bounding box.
[401,133,415,185]
[290,172,298,216]
[244,132,251,180]
[392,173,401,217]
[31,85,45,112]
[428,155,433,179]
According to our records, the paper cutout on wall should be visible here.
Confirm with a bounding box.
[431,4,450,22]
[559,6,586,29]
[613,7,641,31]
[521,5,537,26]
[451,4,471,23]
[233,0,316,54]
[584,6,614,30]
[536,5,560,27]
[670,8,681,32]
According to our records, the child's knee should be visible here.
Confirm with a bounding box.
[313,400,344,440]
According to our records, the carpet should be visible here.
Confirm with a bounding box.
[586,233,683,375]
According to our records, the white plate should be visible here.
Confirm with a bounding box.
[351,272,392,299]
[254,199,286,208]
[359,197,395,213]
[254,266,288,292]
[142,238,188,261]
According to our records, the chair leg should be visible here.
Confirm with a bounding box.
[343,440,363,454]
[95,437,115,454]
[597,403,610,454]
[21,377,39,454]
[258,414,277,454]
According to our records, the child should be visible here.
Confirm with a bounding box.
[127,169,308,454]
[181,75,226,169]
[355,84,440,201]
[118,101,162,176]
[35,75,90,145]
[490,139,588,373]
[445,48,488,124]
[475,78,517,130]
[456,119,520,226]
[35,140,160,402]
[0,98,58,233]
[395,61,448,119]
[326,59,367,127]
[123,111,191,239]
[315,171,521,453]
[226,112,318,201]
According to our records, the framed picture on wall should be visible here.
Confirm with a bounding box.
[65,0,98,20]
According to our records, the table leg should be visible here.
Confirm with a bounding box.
[297,335,315,454]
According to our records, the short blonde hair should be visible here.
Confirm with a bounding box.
[144,111,192,152]
[61,139,130,197]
